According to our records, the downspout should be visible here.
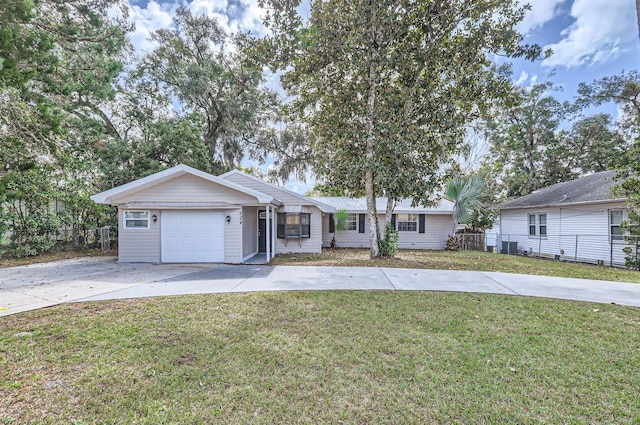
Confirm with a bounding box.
[272,206,276,261]
[266,206,271,261]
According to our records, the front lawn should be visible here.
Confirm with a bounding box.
[1,292,639,423]
[271,248,640,283]
[0,247,113,269]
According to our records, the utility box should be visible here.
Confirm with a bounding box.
[501,241,518,255]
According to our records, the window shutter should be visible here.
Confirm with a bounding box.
[419,214,425,233]
[277,213,285,238]
[391,214,396,230]
[358,214,365,233]
[329,214,335,233]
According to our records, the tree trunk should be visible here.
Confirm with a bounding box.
[364,1,379,258]
[365,170,379,258]
[383,197,395,242]
[385,198,394,224]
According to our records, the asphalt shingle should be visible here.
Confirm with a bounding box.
[499,171,623,210]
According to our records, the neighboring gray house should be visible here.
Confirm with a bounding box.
[314,197,454,250]
[498,171,633,266]
[91,164,455,263]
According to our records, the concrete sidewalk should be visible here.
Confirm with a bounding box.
[1,257,640,317]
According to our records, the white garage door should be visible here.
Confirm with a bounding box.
[161,211,225,263]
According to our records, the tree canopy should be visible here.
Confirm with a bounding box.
[258,0,545,256]
[0,0,637,259]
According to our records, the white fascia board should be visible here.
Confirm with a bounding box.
[91,164,275,205]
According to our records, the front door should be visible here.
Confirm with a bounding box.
[258,210,273,253]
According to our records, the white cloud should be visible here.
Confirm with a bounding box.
[237,0,268,36]
[542,0,637,68]
[189,0,228,14]
[127,0,267,56]
[514,70,541,88]
[517,0,565,34]
[188,0,232,35]
[188,0,266,37]
[515,70,529,85]
[128,1,176,53]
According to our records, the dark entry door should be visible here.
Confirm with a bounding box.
[258,210,272,253]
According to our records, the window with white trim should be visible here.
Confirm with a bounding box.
[528,213,547,237]
[397,213,418,232]
[610,210,624,242]
[277,213,311,238]
[346,213,358,231]
[124,211,150,229]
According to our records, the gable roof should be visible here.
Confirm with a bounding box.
[91,164,276,205]
[499,171,625,210]
[219,169,335,213]
[312,197,454,214]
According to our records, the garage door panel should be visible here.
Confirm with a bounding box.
[161,211,224,263]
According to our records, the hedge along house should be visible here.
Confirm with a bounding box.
[91,164,334,263]
[313,197,455,249]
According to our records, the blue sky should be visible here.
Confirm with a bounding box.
[125,0,640,193]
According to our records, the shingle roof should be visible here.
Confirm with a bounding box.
[219,169,335,213]
[499,171,624,210]
[312,197,454,214]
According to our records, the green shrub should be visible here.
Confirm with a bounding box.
[379,222,399,258]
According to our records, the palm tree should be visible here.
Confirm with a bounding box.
[444,176,485,249]
[330,209,349,248]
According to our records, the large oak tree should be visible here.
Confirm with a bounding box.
[259,0,544,256]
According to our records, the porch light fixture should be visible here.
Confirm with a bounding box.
[226,215,231,223]
[151,214,157,223]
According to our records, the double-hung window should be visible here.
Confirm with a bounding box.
[610,210,624,242]
[528,213,547,237]
[124,211,150,229]
[345,213,358,231]
[277,213,311,238]
[397,213,418,232]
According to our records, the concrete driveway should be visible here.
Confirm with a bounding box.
[1,256,640,317]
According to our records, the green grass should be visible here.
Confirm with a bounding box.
[271,248,640,283]
[2,292,640,424]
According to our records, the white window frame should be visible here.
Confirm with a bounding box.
[609,209,625,243]
[397,213,418,232]
[528,213,547,238]
[124,211,150,229]
[345,213,358,231]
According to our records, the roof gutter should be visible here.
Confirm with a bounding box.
[499,197,628,211]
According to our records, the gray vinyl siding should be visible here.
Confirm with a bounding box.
[500,202,629,265]
[321,213,450,250]
[274,206,323,254]
[113,174,257,204]
[321,212,371,248]
[242,207,258,258]
[224,208,243,263]
[118,209,160,263]
[397,214,450,250]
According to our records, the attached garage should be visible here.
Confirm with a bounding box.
[91,164,329,264]
[161,211,225,263]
